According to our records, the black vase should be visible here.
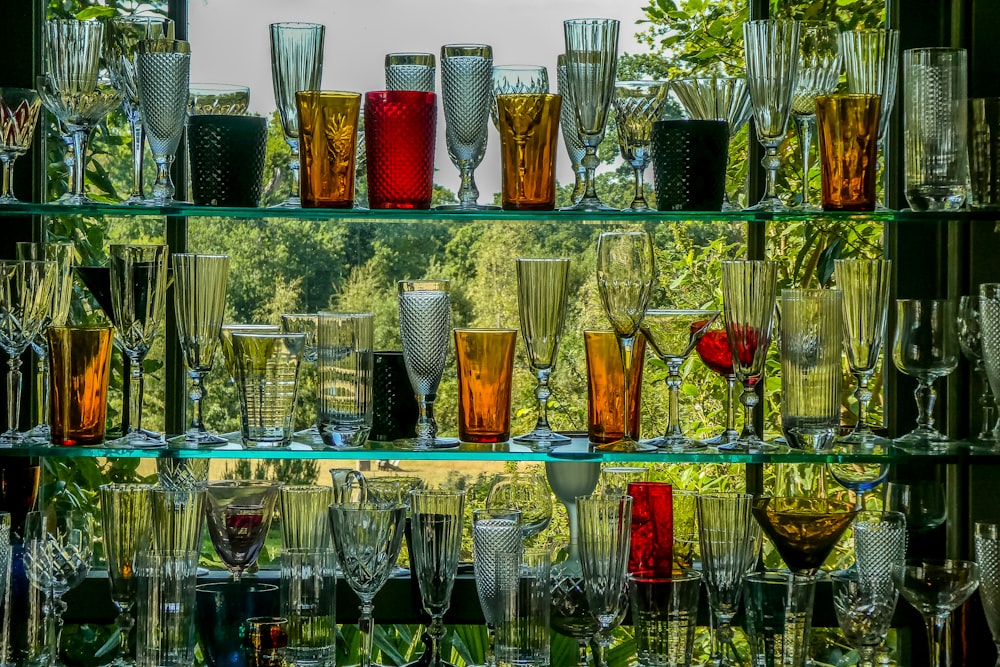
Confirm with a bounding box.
[370,351,419,442]
[651,119,730,212]
[188,115,268,207]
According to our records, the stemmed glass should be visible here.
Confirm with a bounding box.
[172,253,230,447]
[0,88,42,204]
[0,261,55,445]
[791,21,841,211]
[577,495,632,651]
[835,259,892,447]
[491,64,549,128]
[640,309,719,451]
[892,560,979,667]
[269,22,325,209]
[831,569,898,667]
[884,481,946,533]
[204,481,279,581]
[514,258,571,448]
[595,231,655,452]
[110,244,168,446]
[136,39,191,206]
[957,295,998,444]
[562,18,619,212]
[853,510,907,664]
[105,16,175,205]
[743,20,801,211]
[24,509,93,667]
[544,461,599,568]
[472,508,522,667]
[407,490,465,667]
[751,496,858,575]
[720,260,778,451]
[329,501,406,667]
[100,483,153,667]
[696,319,740,445]
[827,461,889,510]
[556,54,587,206]
[439,44,496,211]
[974,522,1000,666]
[396,280,458,450]
[671,77,752,211]
[892,299,959,446]
[385,53,435,92]
[612,81,669,212]
[485,472,553,541]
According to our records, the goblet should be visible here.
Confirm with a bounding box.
[385,53,436,93]
[485,472,553,541]
[514,257,571,448]
[556,54,587,206]
[105,16,175,205]
[696,492,761,667]
[892,299,959,446]
[280,313,320,443]
[544,461,600,567]
[270,22,325,209]
[743,20,801,211]
[173,253,230,446]
[562,18,620,212]
[613,80,669,212]
[696,318,740,445]
[577,495,632,644]
[205,481,280,581]
[640,309,719,451]
[136,38,191,206]
[0,261,55,445]
[472,508,522,667]
[0,88,41,204]
[550,563,600,667]
[278,485,334,550]
[791,21,841,211]
[364,476,425,506]
[438,44,495,211]
[720,260,778,451]
[110,244,168,446]
[827,460,889,510]
[958,295,999,443]
[595,231,655,452]
[407,490,465,667]
[831,569,898,667]
[892,559,979,667]
[188,83,250,116]
[884,481,946,533]
[100,483,153,667]
[751,496,857,575]
[491,64,549,129]
[835,259,892,447]
[396,280,458,450]
[974,522,1000,666]
[24,509,93,667]
[329,501,407,667]
[670,77,752,211]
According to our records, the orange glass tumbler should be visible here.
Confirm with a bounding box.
[296,91,362,208]
[47,325,114,445]
[584,330,645,445]
[454,328,518,443]
[816,94,881,211]
[497,93,562,210]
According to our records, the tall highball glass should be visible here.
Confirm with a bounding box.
[136,39,191,206]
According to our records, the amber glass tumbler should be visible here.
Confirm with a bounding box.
[296,91,361,208]
[816,94,881,211]
[584,330,645,445]
[47,325,113,445]
[454,328,517,443]
[497,93,561,210]
[364,91,436,209]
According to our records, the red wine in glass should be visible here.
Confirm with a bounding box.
[694,326,739,445]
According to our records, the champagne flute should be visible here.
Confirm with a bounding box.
[472,508,522,667]
[556,54,587,206]
[0,88,42,204]
[577,495,632,643]
[974,522,1000,666]
[595,231,655,452]
[514,258,571,448]
[957,295,999,444]
[485,472,553,541]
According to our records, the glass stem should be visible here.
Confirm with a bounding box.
[7,356,21,435]
[70,128,90,199]
[45,593,67,667]
[115,607,134,662]
[853,371,875,436]
[34,355,45,431]
[0,156,14,199]
[571,164,586,204]
[415,393,438,441]
[151,155,175,202]
[458,164,481,207]
[358,601,375,667]
[664,362,684,439]
[914,380,938,433]
[924,613,950,667]
[856,645,878,667]
[589,635,606,667]
[738,379,760,441]
[617,335,637,442]
[762,144,781,202]
[531,367,555,436]
[795,114,815,206]
[485,625,497,667]
[724,375,737,438]
[876,138,887,208]
[188,370,207,435]
[565,502,579,563]
[710,613,734,666]
[975,363,997,439]
[128,112,145,200]
[427,615,445,665]
[575,639,589,667]
[288,139,301,204]
[581,145,599,202]
[629,165,647,209]
[129,357,144,435]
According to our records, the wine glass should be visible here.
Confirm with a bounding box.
[597,466,647,496]
[472,508,522,667]
[791,21,841,211]
[110,244,168,447]
[105,16,175,205]
[100,483,153,667]
[958,295,999,444]
[438,44,496,212]
[892,559,979,667]
[514,258,571,448]
[831,569,899,667]
[269,22,325,209]
[892,299,959,446]
[187,84,250,116]
[329,501,406,667]
[0,260,55,445]
[670,77,752,211]
[172,253,230,447]
[24,509,93,667]
[751,496,858,575]
[204,481,280,581]
[0,88,42,204]
[827,460,889,510]
[720,260,778,451]
[396,280,458,450]
[974,522,1000,666]
[485,472,553,541]
[577,495,631,644]
[640,309,720,451]
[556,54,587,206]
[561,18,620,212]
[612,81,669,212]
[491,64,549,128]
[835,259,892,447]
[743,20,801,211]
[884,481,946,533]
[695,318,740,446]
[550,565,600,667]
[595,231,655,452]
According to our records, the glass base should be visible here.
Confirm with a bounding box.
[270,196,302,209]
[593,438,657,453]
[393,436,460,451]
[717,438,780,453]
[434,203,501,212]
[745,196,791,212]
[109,429,166,448]
[55,193,101,206]
[836,431,893,449]
[512,429,571,449]
[621,204,655,213]
[22,424,50,444]
[294,425,325,447]
[560,199,617,212]
[122,194,146,206]
[642,435,709,452]
[0,194,22,205]
[894,427,952,449]
[794,202,823,213]
[702,429,740,447]
[168,430,228,448]
[142,197,192,207]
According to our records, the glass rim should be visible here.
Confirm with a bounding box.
[294,90,361,101]
[628,570,701,583]
[189,83,250,93]
[744,571,814,584]
[563,17,620,26]
[269,21,325,30]
[196,580,278,593]
[316,311,374,320]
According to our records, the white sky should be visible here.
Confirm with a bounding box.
[187,0,650,197]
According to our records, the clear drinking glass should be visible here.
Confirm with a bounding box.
[136,39,191,206]
[232,332,306,448]
[975,522,1000,666]
[269,22,325,209]
[188,83,250,116]
[316,312,374,449]
[485,472,553,540]
[149,487,207,554]
[629,571,700,667]
[278,485,334,550]
[595,231,655,452]
[958,295,999,444]
[613,80,670,212]
[280,548,337,667]
[385,53,435,93]
[135,550,198,667]
[556,54,587,206]
[0,88,42,204]
[491,64,549,128]
[831,569,898,667]
[204,481,280,580]
[743,20,802,211]
[577,495,632,641]
[220,324,282,384]
[562,19,620,212]
[495,550,551,667]
[743,572,815,667]
[472,508,523,667]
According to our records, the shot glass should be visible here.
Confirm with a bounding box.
[626,482,673,577]
[232,332,306,447]
[629,571,701,667]
[280,548,337,667]
[494,549,551,667]
[316,312,374,449]
[743,572,815,667]
[46,325,113,446]
[135,551,199,667]
[296,91,361,208]
[454,328,517,443]
[497,93,562,210]
[816,94,881,211]
[584,330,646,445]
[364,91,436,209]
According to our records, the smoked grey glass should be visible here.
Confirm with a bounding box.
[136,39,191,206]
[613,80,670,212]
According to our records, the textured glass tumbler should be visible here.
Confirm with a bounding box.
[296,91,361,209]
[188,115,268,207]
[364,91,436,209]
[280,548,337,667]
[969,98,1000,210]
[584,330,645,445]
[135,551,198,667]
[904,47,968,211]
[370,351,418,442]
[46,325,113,446]
[385,53,435,92]
[651,120,729,211]
[454,328,517,443]
[743,572,815,667]
[816,94,882,211]
[626,482,673,578]
[232,332,305,448]
[136,39,191,206]
[629,572,701,667]
[316,312,374,449]
[497,93,562,210]
[495,550,551,667]
[780,288,844,451]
